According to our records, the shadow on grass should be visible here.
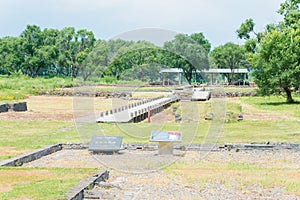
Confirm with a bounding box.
[260,101,300,106]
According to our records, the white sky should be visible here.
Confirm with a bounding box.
[0,0,284,47]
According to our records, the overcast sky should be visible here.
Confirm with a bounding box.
[0,0,284,47]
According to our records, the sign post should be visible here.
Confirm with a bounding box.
[150,131,182,155]
[147,106,151,123]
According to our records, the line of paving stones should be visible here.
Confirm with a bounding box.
[3,143,299,168]
[67,170,110,200]
[123,143,300,152]
[0,144,62,167]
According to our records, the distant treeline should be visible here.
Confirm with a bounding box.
[0,25,216,83]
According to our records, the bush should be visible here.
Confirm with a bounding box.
[101,76,118,84]
[0,76,74,100]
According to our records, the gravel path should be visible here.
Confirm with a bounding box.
[24,149,300,199]
[85,171,299,200]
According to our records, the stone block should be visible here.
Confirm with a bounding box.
[0,104,8,113]
[12,102,27,112]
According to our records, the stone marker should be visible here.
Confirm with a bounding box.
[238,113,243,121]
[89,136,123,153]
[175,114,182,122]
[205,112,213,120]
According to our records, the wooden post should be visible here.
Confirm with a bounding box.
[147,107,151,123]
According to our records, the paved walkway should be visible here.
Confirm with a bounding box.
[96,96,179,123]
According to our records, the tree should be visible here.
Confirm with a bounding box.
[39,28,59,76]
[236,19,256,39]
[237,0,300,103]
[190,32,211,52]
[79,40,109,81]
[107,40,157,78]
[163,33,209,84]
[210,43,246,84]
[20,25,44,77]
[19,25,59,77]
[57,27,95,80]
[278,0,300,27]
[0,36,23,74]
[250,29,300,103]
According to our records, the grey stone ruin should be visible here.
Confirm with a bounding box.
[0,102,27,113]
[13,102,27,112]
[0,104,8,113]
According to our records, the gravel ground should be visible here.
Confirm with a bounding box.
[24,149,300,199]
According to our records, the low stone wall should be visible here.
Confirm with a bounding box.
[40,90,132,98]
[211,91,258,98]
[67,170,109,200]
[0,144,62,167]
[174,90,258,100]
[0,102,27,113]
[123,143,300,151]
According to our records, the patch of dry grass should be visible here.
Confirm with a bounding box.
[0,168,97,199]
[166,151,300,195]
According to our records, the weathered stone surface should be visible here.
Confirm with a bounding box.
[0,102,27,113]
[0,104,8,113]
[0,144,62,167]
[12,102,27,112]
[40,90,132,98]
[67,170,109,200]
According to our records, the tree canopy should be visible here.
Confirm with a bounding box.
[0,25,210,84]
[210,42,246,84]
[106,33,210,84]
[237,0,300,103]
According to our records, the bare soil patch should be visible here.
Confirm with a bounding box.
[0,146,29,157]
[0,96,130,121]
[147,107,175,123]
[0,169,50,193]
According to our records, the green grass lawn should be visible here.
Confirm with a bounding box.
[222,87,257,93]
[0,80,299,199]
[0,121,80,160]
[242,95,300,118]
[222,120,300,143]
[0,167,97,199]
[0,76,74,101]
[1,119,298,161]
